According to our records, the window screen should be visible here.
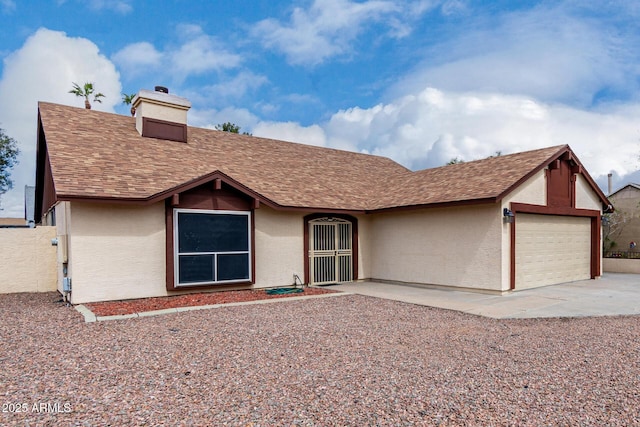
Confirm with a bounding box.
[175,210,251,286]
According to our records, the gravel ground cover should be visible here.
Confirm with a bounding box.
[1,292,639,426]
[85,287,338,316]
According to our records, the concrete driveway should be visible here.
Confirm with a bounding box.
[330,273,640,319]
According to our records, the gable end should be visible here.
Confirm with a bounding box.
[546,158,574,208]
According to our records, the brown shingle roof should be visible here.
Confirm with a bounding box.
[38,102,408,211]
[37,102,606,212]
[376,145,569,209]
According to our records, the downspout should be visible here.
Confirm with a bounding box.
[51,234,71,305]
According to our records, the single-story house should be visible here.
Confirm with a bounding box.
[34,88,612,304]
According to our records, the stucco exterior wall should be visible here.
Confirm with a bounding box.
[355,214,372,280]
[65,202,370,302]
[369,204,502,290]
[505,169,547,207]
[255,209,369,285]
[68,202,167,304]
[0,226,57,294]
[254,207,305,287]
[575,174,603,210]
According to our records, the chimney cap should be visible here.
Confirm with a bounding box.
[132,89,191,110]
[155,86,169,94]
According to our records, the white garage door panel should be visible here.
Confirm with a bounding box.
[516,214,591,289]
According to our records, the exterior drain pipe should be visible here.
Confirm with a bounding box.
[52,237,71,305]
[62,264,71,306]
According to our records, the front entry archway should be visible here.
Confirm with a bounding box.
[304,214,358,285]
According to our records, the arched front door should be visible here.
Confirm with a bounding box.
[308,217,354,285]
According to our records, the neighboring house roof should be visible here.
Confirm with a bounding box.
[609,183,640,198]
[36,102,610,215]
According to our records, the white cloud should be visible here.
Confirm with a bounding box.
[409,0,439,15]
[213,72,268,98]
[58,0,132,14]
[0,28,121,216]
[254,87,640,187]
[251,0,469,65]
[188,106,258,134]
[1,0,16,13]
[86,0,132,14]
[440,0,467,16]
[169,27,242,78]
[174,72,268,113]
[111,42,162,77]
[253,121,327,147]
[387,6,633,107]
[112,25,241,83]
[252,0,401,66]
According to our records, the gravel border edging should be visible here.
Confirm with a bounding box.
[75,291,353,322]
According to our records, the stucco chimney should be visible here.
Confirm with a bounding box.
[608,173,612,196]
[132,87,191,142]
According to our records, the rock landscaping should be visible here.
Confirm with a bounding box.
[1,292,638,426]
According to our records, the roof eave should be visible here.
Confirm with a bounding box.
[55,193,368,215]
[54,170,278,209]
[55,170,370,215]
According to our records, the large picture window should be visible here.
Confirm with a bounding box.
[174,209,251,286]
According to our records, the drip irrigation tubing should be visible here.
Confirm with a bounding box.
[265,287,305,295]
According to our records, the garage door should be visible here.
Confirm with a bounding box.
[515,214,591,289]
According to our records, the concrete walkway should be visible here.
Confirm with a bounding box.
[330,273,640,319]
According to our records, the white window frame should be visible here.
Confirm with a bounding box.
[174,209,252,287]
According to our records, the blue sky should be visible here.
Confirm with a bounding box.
[1,0,639,216]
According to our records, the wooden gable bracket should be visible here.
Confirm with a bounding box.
[548,159,561,170]
[253,198,260,209]
[571,165,583,175]
[213,178,222,190]
[171,193,180,206]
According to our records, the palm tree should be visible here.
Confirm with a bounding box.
[122,93,136,116]
[69,82,105,109]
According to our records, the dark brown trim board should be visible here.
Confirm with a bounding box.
[35,113,58,222]
[303,213,359,285]
[368,197,498,215]
[508,203,601,290]
[545,159,575,208]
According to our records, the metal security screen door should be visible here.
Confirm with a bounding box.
[309,218,353,285]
